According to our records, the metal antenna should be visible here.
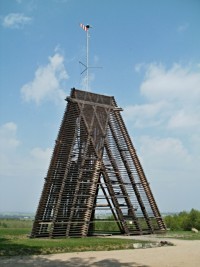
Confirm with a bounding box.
[79,23,91,91]
[79,23,102,91]
[86,24,90,91]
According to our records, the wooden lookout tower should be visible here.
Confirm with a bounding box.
[31,88,166,238]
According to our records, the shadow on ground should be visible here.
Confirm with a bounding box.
[0,237,42,256]
[0,236,150,266]
[0,256,149,267]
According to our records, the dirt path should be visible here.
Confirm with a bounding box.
[1,237,200,266]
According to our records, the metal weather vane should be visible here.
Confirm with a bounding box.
[79,23,92,91]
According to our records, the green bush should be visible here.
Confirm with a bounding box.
[164,209,200,231]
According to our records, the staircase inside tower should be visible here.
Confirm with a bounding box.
[31,88,166,238]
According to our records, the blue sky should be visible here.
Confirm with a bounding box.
[0,0,200,213]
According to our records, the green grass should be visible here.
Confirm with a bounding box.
[1,218,199,257]
[93,219,120,233]
[0,228,149,256]
[157,230,200,240]
[0,218,33,229]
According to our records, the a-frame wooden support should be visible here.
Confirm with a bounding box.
[31,88,166,238]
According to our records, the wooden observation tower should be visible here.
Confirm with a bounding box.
[31,88,166,238]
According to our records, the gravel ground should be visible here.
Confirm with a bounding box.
[0,236,200,267]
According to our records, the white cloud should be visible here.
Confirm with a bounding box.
[21,53,68,105]
[0,122,52,212]
[2,13,32,29]
[136,135,200,212]
[0,122,20,151]
[124,101,168,128]
[0,122,52,177]
[127,63,200,133]
[140,63,200,104]
[30,147,52,164]
[168,109,200,129]
[123,62,200,211]
[139,136,191,171]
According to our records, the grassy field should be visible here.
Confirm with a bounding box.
[0,223,147,256]
[157,230,200,240]
[0,228,147,257]
[1,218,200,257]
[0,219,33,229]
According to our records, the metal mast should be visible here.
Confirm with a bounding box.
[80,23,91,91]
[86,25,89,91]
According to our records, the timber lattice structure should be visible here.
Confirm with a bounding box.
[31,88,166,238]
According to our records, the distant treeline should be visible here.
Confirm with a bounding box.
[0,213,34,219]
[164,209,200,231]
[1,209,200,232]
